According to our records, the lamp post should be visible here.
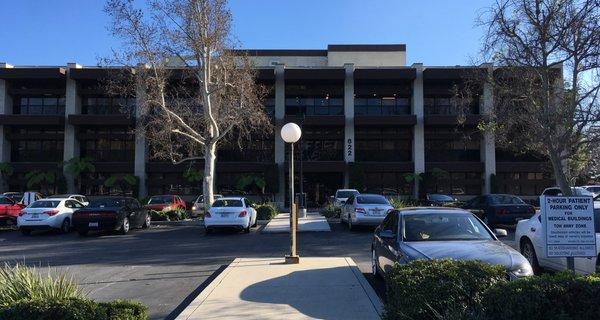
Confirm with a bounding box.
[281,122,302,264]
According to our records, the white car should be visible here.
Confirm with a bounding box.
[581,185,600,197]
[191,194,223,217]
[204,197,257,234]
[46,194,89,206]
[332,189,360,207]
[515,210,600,275]
[17,198,85,235]
[341,194,394,230]
[541,186,593,197]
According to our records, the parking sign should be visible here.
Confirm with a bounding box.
[541,196,596,258]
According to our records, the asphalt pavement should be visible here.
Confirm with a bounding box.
[0,222,516,319]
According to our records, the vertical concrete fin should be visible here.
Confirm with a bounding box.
[411,63,425,198]
[64,63,82,193]
[274,63,285,206]
[481,63,496,194]
[343,63,355,188]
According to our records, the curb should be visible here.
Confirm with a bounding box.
[153,220,204,226]
[344,257,384,317]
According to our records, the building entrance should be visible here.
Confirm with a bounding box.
[301,172,343,209]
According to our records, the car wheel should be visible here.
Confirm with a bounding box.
[348,215,353,231]
[142,214,151,229]
[120,217,130,235]
[251,214,257,228]
[521,239,540,274]
[244,223,250,233]
[77,229,88,236]
[20,229,31,236]
[371,249,380,278]
[60,218,70,234]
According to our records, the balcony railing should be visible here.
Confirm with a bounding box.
[425,150,480,162]
[81,150,134,162]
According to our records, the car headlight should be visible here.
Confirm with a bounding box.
[510,263,533,277]
[192,206,197,210]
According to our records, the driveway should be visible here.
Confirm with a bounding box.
[0,223,516,319]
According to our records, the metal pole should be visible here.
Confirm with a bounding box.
[285,142,299,264]
[567,257,575,273]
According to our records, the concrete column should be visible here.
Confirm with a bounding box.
[343,63,355,188]
[134,72,148,199]
[274,63,286,206]
[0,65,12,192]
[481,64,496,194]
[412,63,425,199]
[64,63,82,193]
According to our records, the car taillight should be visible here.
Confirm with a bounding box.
[205,212,211,218]
[498,208,509,215]
[355,208,366,214]
[44,210,59,216]
[239,210,247,217]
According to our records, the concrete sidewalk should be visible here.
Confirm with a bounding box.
[176,257,382,320]
[262,212,331,233]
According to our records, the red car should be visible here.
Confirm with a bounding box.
[145,195,187,212]
[0,196,26,227]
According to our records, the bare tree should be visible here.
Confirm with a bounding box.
[479,0,600,195]
[104,0,271,206]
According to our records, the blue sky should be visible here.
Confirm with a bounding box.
[0,0,492,66]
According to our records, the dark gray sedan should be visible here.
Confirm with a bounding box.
[371,207,533,279]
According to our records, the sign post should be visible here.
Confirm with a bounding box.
[541,195,596,272]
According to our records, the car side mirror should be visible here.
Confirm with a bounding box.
[494,228,508,238]
[379,230,396,239]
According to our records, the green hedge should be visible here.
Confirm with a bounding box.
[0,298,148,320]
[483,272,600,320]
[256,203,278,220]
[320,202,341,219]
[149,209,187,221]
[384,259,507,320]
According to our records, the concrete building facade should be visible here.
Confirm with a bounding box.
[0,45,554,206]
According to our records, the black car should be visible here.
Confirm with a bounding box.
[422,194,460,207]
[72,197,150,236]
[461,194,535,227]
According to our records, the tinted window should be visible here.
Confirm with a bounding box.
[336,190,359,198]
[148,196,173,204]
[586,187,600,193]
[490,195,525,205]
[72,201,84,208]
[0,197,14,205]
[402,213,493,242]
[544,188,560,196]
[428,194,454,201]
[595,211,600,233]
[357,195,389,205]
[5,193,23,202]
[29,200,60,208]
[88,198,126,208]
[212,199,243,207]
[381,212,397,234]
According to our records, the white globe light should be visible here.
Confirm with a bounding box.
[280,122,302,143]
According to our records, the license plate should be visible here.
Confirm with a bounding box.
[220,213,228,217]
[31,214,39,219]
[88,222,99,227]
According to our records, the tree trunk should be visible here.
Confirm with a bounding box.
[203,141,217,210]
[549,151,572,196]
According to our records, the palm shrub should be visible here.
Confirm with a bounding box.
[0,263,83,306]
[320,202,341,218]
[0,162,14,192]
[64,157,95,193]
[104,174,138,196]
[25,170,58,194]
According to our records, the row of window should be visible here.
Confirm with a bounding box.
[82,97,135,115]
[14,97,66,115]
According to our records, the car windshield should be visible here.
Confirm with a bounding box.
[46,195,69,199]
[586,187,600,193]
[429,194,454,201]
[88,198,125,208]
[490,195,525,205]
[403,213,493,242]
[356,195,389,205]
[5,193,23,202]
[148,196,173,204]
[29,201,60,208]
[0,197,14,205]
[212,199,242,207]
[337,191,359,198]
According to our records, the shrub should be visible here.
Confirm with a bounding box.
[0,298,148,320]
[0,263,82,306]
[256,203,278,220]
[389,198,418,209]
[320,202,341,219]
[149,210,168,221]
[482,272,600,320]
[384,259,507,320]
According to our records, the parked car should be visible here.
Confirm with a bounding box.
[17,198,85,235]
[191,194,223,217]
[580,185,600,197]
[423,194,460,207]
[145,195,187,212]
[72,197,150,236]
[371,207,533,279]
[541,186,593,197]
[21,191,44,206]
[331,189,360,207]
[204,197,257,234]
[516,209,600,275]
[2,192,23,203]
[461,194,535,227]
[341,194,393,230]
[0,196,26,227]
[46,194,89,206]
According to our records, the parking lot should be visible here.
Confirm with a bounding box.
[0,222,516,320]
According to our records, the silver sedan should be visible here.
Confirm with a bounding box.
[371,207,533,279]
[341,194,394,231]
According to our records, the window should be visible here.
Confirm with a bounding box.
[381,212,397,234]
[82,96,135,115]
[15,96,65,115]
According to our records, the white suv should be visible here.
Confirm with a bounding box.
[332,189,360,207]
[541,187,593,197]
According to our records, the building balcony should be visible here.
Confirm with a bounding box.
[68,114,134,126]
[354,115,416,126]
[0,115,64,126]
